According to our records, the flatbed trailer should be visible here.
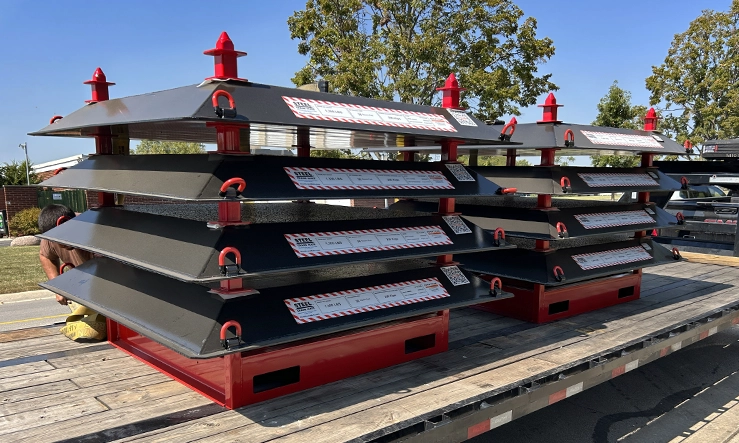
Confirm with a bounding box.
[2,258,739,442]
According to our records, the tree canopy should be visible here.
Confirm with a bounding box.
[0,160,40,186]
[646,1,739,154]
[288,0,557,121]
[133,140,206,155]
[590,81,646,168]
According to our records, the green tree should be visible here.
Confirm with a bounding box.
[646,1,739,154]
[288,0,557,121]
[590,81,646,168]
[457,155,530,166]
[310,149,367,159]
[133,140,206,154]
[0,160,40,185]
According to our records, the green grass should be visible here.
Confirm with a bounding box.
[0,246,47,294]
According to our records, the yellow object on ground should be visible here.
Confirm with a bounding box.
[60,304,107,342]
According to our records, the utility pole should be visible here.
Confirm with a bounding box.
[18,143,29,185]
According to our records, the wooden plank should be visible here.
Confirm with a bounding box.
[234,358,561,443]
[46,347,125,368]
[129,264,739,442]
[0,356,152,392]
[536,285,739,365]
[2,392,211,443]
[0,335,103,363]
[682,251,739,267]
[1,374,169,416]
[5,261,736,442]
[0,396,108,436]
[0,327,58,343]
[96,380,193,410]
[0,361,54,380]
[0,380,78,404]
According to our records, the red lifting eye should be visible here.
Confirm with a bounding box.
[493,228,506,246]
[564,129,575,147]
[499,117,516,141]
[556,222,568,238]
[553,266,565,282]
[220,320,242,349]
[560,176,571,193]
[219,178,246,197]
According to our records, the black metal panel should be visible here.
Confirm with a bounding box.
[471,166,682,194]
[40,154,504,200]
[390,200,678,240]
[30,83,514,147]
[38,207,512,282]
[364,123,686,155]
[41,258,511,358]
[458,238,678,285]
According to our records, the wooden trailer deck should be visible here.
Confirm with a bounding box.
[2,258,739,442]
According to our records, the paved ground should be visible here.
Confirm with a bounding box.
[474,326,739,443]
[0,237,13,247]
[0,289,70,331]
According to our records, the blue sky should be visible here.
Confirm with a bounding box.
[0,0,731,165]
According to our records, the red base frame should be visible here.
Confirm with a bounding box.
[107,310,449,409]
[475,271,642,323]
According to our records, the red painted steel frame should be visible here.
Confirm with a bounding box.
[475,271,642,323]
[107,311,449,409]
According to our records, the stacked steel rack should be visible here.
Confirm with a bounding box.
[31,33,690,409]
[383,96,688,323]
[32,33,518,409]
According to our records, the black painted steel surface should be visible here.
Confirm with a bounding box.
[30,82,514,148]
[391,201,677,240]
[38,207,513,282]
[41,257,510,358]
[471,166,682,195]
[458,238,678,285]
[40,154,504,200]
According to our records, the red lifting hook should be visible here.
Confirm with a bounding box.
[219,177,246,197]
[496,187,518,195]
[564,129,575,147]
[560,176,571,193]
[680,176,689,190]
[672,247,681,260]
[212,90,237,118]
[220,320,242,349]
[53,167,67,176]
[489,277,503,296]
[556,222,568,238]
[219,246,242,275]
[493,227,506,246]
[499,118,516,141]
[675,212,685,225]
[553,266,565,282]
[56,216,70,227]
[49,115,63,124]
[59,263,74,274]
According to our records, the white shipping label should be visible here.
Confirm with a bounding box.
[282,96,457,132]
[574,210,656,229]
[284,278,450,323]
[285,226,453,258]
[284,167,454,190]
[578,173,659,187]
[445,163,476,182]
[580,130,663,148]
[442,216,472,234]
[571,246,652,270]
[447,109,478,127]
